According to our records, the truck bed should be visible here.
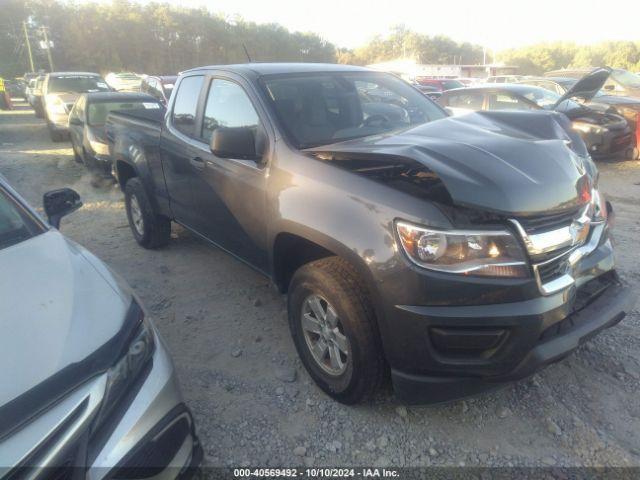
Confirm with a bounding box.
[105,107,164,144]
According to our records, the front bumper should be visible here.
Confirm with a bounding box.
[2,331,202,479]
[391,275,636,404]
[87,332,202,479]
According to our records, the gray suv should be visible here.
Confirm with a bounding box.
[0,177,201,477]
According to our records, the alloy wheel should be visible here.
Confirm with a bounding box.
[301,294,350,376]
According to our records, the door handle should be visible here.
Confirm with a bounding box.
[190,156,205,169]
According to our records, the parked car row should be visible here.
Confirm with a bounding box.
[431,67,640,160]
[439,68,639,160]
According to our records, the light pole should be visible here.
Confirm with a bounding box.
[40,26,55,72]
[22,21,35,72]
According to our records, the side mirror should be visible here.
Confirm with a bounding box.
[69,117,83,126]
[210,126,263,161]
[444,107,455,116]
[603,84,615,91]
[43,188,82,229]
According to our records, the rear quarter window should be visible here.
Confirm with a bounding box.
[171,75,204,137]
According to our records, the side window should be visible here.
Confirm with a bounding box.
[487,93,534,110]
[447,93,484,110]
[171,75,204,137]
[201,79,260,143]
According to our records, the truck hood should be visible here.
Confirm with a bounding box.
[553,67,612,107]
[0,230,131,438]
[307,110,594,215]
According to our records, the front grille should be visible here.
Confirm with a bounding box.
[516,206,581,235]
[536,256,569,284]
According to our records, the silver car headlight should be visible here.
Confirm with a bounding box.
[92,301,155,431]
[396,221,529,278]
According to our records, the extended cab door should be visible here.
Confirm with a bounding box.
[159,74,206,229]
[186,76,270,273]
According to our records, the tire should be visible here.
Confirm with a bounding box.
[288,257,385,404]
[48,125,65,142]
[124,177,171,249]
[71,140,83,163]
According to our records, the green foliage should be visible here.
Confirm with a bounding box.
[339,25,487,66]
[0,0,336,77]
[499,41,640,75]
[2,2,640,80]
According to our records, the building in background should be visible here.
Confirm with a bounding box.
[367,59,518,82]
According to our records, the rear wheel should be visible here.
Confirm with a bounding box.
[288,257,385,404]
[48,124,65,142]
[124,177,171,249]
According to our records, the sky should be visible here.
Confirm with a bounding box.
[93,0,640,50]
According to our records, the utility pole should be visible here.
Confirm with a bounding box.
[41,26,54,72]
[22,21,35,72]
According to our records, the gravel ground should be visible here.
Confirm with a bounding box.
[1,100,639,469]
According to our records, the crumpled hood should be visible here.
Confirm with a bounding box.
[307,110,594,215]
[0,230,131,434]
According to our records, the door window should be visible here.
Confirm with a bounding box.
[171,75,204,137]
[201,79,260,143]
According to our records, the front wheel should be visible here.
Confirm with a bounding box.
[124,177,171,248]
[288,257,385,404]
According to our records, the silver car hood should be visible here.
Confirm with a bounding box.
[0,230,131,436]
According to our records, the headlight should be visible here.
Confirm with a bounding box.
[90,139,110,156]
[45,95,66,115]
[92,302,155,431]
[396,221,529,278]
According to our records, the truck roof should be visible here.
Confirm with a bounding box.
[183,63,371,77]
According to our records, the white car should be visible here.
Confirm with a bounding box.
[0,177,202,477]
[105,72,143,92]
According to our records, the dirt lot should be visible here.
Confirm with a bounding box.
[1,99,640,469]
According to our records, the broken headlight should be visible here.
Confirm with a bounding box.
[396,221,529,278]
[92,301,155,432]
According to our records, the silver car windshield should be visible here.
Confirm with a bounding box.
[0,187,43,250]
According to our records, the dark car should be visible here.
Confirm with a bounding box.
[520,75,640,158]
[140,75,177,106]
[440,70,635,160]
[42,72,111,142]
[68,92,163,177]
[545,68,640,99]
[106,63,635,405]
[414,78,465,91]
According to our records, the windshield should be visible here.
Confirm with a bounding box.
[48,75,110,94]
[611,69,640,88]
[262,72,447,148]
[521,87,581,111]
[0,187,43,250]
[88,100,160,126]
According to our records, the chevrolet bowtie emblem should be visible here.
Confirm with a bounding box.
[569,216,590,246]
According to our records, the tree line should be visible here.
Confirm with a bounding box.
[1,1,639,78]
